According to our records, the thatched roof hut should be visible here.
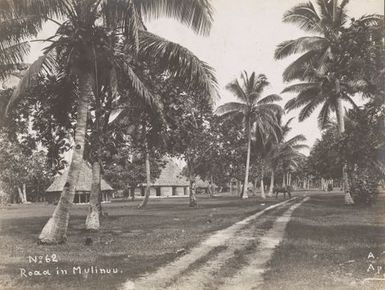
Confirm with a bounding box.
[152,159,189,187]
[136,158,189,197]
[45,161,113,204]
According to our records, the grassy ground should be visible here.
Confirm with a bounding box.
[0,193,278,290]
[263,192,385,290]
[1,192,384,290]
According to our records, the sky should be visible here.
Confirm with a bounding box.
[26,0,384,155]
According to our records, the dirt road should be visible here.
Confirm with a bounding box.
[120,196,309,290]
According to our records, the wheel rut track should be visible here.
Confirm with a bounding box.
[120,197,307,290]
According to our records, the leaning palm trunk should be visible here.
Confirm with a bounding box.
[39,73,92,244]
[138,140,151,209]
[260,167,266,199]
[85,161,101,231]
[336,99,354,205]
[242,124,251,199]
[268,170,274,197]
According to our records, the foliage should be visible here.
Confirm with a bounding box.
[0,132,52,202]
[307,126,342,179]
[277,0,383,130]
[337,109,385,202]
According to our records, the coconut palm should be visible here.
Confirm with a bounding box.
[215,72,282,198]
[266,118,307,196]
[252,120,282,199]
[2,0,216,244]
[274,0,381,204]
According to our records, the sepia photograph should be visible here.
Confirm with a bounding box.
[0,0,384,289]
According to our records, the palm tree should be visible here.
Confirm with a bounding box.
[215,72,282,198]
[266,118,307,196]
[2,0,216,244]
[274,0,380,204]
[252,121,281,199]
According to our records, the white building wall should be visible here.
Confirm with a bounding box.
[161,187,172,197]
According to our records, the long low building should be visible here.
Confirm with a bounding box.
[45,161,114,204]
[136,158,190,197]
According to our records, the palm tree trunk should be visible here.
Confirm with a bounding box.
[242,123,251,199]
[138,139,151,209]
[209,175,214,198]
[85,161,101,231]
[189,175,197,207]
[39,73,92,244]
[86,94,103,230]
[268,170,274,197]
[336,98,354,205]
[282,172,286,187]
[260,166,266,199]
[17,187,25,203]
[288,173,292,186]
[253,178,258,196]
[187,161,197,207]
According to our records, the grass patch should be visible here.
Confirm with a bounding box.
[0,194,277,290]
[263,193,385,290]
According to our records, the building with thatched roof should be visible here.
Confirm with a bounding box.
[137,158,189,197]
[45,161,113,204]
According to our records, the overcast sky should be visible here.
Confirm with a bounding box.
[27,0,384,155]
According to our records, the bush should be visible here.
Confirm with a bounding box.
[349,167,379,205]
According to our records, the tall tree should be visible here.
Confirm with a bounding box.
[275,0,382,204]
[215,72,282,198]
[1,0,216,244]
[266,118,307,196]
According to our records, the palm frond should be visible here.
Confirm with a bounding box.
[283,1,323,33]
[298,96,324,122]
[0,41,30,80]
[136,0,213,36]
[282,50,321,82]
[292,144,309,150]
[274,36,327,60]
[0,0,65,26]
[317,100,331,129]
[0,41,30,63]
[125,1,141,53]
[281,82,319,93]
[357,14,384,27]
[341,94,359,110]
[257,94,282,105]
[286,134,307,146]
[138,31,217,97]
[284,86,320,112]
[226,80,248,103]
[248,74,269,104]
[120,59,154,107]
[0,15,43,45]
[6,52,56,113]
[254,103,283,116]
[215,102,247,117]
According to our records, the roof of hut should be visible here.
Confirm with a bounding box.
[152,158,189,187]
[196,177,218,188]
[46,161,113,192]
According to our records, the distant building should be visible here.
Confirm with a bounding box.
[45,162,114,204]
[137,158,190,197]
